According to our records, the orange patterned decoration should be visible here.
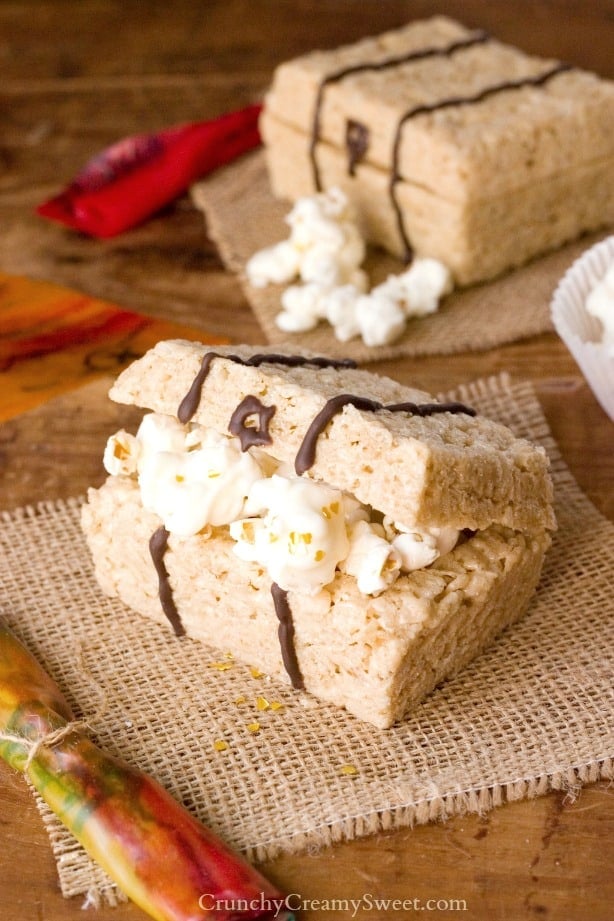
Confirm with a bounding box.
[0,272,227,421]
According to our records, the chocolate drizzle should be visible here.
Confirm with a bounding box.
[345,119,370,176]
[309,30,490,191]
[167,348,479,692]
[228,395,276,450]
[390,61,574,262]
[295,393,476,475]
[271,583,304,690]
[177,350,357,423]
[149,526,185,637]
[307,28,573,263]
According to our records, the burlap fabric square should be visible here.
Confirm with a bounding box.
[1,374,612,908]
[191,151,611,363]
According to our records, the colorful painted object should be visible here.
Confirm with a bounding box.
[0,619,294,921]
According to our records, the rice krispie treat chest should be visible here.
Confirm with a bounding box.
[82,342,555,728]
[261,16,614,285]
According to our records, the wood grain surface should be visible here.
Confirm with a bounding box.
[1,3,613,920]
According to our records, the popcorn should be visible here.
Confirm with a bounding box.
[103,429,140,477]
[110,413,265,537]
[585,262,614,352]
[245,187,453,346]
[377,257,453,318]
[354,291,407,347]
[137,412,191,455]
[104,414,462,596]
[245,240,300,288]
[230,475,349,596]
[323,285,363,342]
[340,519,402,595]
[277,282,325,332]
[551,235,614,421]
[386,520,460,571]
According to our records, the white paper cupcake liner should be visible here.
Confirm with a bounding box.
[551,235,614,421]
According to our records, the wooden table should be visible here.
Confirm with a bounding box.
[1,2,612,919]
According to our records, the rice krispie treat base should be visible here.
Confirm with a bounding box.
[83,474,550,728]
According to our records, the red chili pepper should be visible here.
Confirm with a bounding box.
[36,104,262,238]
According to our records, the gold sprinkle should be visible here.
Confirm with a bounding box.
[340,764,358,776]
[270,701,284,711]
[330,501,340,515]
[234,695,247,706]
[213,739,229,752]
[241,522,255,542]
[175,474,185,483]
[256,696,270,711]
[208,661,233,671]
[250,666,264,679]
[113,442,130,460]
[314,550,325,562]
[223,651,234,660]
[247,721,261,733]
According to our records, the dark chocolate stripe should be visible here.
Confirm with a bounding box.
[309,30,490,191]
[390,61,574,262]
[178,350,357,423]
[295,393,476,475]
[149,526,186,637]
[228,394,276,450]
[271,582,304,690]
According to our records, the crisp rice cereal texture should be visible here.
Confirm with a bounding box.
[109,340,555,534]
[261,15,614,284]
[82,476,550,729]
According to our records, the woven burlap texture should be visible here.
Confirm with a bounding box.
[191,150,611,363]
[1,374,612,909]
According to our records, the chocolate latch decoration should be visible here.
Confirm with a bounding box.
[229,395,276,450]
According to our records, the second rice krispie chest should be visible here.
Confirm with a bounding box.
[261,16,614,285]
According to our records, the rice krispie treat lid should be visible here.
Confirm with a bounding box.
[109,340,555,534]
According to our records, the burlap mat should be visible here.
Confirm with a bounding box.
[1,374,612,908]
[191,150,611,362]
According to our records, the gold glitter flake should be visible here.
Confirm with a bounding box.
[250,666,264,679]
[234,695,247,706]
[247,722,261,734]
[256,696,270,711]
[213,739,229,752]
[340,764,358,776]
[208,660,234,671]
[270,701,284,711]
